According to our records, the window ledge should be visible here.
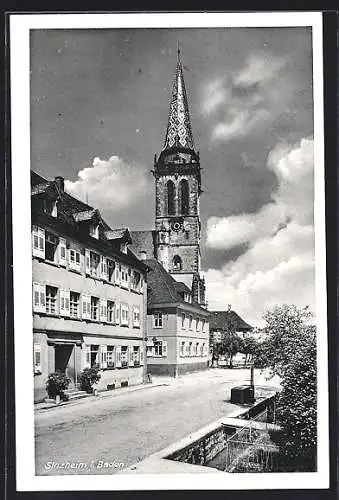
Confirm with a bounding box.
[45,260,60,268]
[69,268,82,275]
[133,325,141,329]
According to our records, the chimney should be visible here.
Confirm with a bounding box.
[54,176,64,192]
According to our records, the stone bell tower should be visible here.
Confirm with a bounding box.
[152,48,206,306]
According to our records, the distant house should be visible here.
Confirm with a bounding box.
[144,258,209,377]
[208,309,253,348]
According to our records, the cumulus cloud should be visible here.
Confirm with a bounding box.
[65,155,148,210]
[202,52,288,142]
[234,53,286,87]
[204,137,315,325]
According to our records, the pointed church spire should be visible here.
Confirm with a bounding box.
[163,48,195,151]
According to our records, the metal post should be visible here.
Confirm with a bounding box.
[74,344,77,387]
[250,365,254,387]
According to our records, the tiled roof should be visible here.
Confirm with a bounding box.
[30,170,147,271]
[209,310,252,332]
[129,230,157,260]
[174,281,191,294]
[73,209,97,222]
[145,258,206,312]
[31,182,51,196]
[105,228,132,242]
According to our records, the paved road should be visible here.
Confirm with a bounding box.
[35,368,277,475]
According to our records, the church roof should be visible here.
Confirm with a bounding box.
[163,49,195,151]
[129,230,157,260]
[145,258,207,313]
[209,310,253,332]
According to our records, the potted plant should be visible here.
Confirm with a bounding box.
[46,372,71,402]
[78,366,101,394]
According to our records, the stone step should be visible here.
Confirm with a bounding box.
[67,392,90,401]
[64,389,89,400]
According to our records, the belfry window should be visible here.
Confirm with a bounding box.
[167,180,175,215]
[179,179,189,215]
[173,255,182,271]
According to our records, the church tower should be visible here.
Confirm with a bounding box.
[153,49,206,306]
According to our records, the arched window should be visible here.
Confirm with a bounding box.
[179,179,189,215]
[167,180,175,215]
[173,255,182,271]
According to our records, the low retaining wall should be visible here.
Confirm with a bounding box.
[123,392,279,474]
[147,361,208,377]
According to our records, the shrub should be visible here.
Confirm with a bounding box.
[79,366,101,393]
[46,372,71,400]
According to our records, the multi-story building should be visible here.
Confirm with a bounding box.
[144,259,209,376]
[31,171,148,402]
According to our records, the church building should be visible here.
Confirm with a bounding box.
[130,49,210,375]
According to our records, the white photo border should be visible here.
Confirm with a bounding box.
[10,11,329,491]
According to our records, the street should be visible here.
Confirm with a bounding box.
[35,368,278,475]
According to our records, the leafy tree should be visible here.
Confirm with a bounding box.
[240,335,258,366]
[219,332,242,368]
[254,304,317,470]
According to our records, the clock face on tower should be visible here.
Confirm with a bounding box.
[171,219,183,232]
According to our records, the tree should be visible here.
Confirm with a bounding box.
[240,335,258,366]
[219,332,242,368]
[254,304,317,470]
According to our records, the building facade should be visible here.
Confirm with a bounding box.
[31,171,148,402]
[144,259,209,376]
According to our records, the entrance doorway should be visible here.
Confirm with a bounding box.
[54,344,75,386]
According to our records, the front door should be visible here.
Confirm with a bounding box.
[55,344,74,386]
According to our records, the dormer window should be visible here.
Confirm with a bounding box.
[90,223,99,239]
[44,199,58,218]
[51,201,57,218]
[184,292,192,303]
[121,242,128,254]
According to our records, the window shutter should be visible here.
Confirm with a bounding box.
[38,227,45,258]
[32,226,45,259]
[115,264,120,285]
[32,226,40,258]
[116,346,122,368]
[100,256,108,281]
[128,346,134,366]
[33,343,42,374]
[59,289,65,315]
[83,344,91,369]
[185,343,189,357]
[100,299,107,323]
[58,238,67,266]
[33,282,46,313]
[115,302,120,324]
[140,346,144,365]
[162,341,168,357]
[82,295,91,320]
[64,290,70,316]
[85,249,91,275]
[100,345,107,369]
[147,347,153,357]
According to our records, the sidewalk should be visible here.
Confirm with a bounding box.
[34,367,280,413]
[34,380,169,412]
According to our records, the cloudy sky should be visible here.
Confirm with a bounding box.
[30,26,315,326]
